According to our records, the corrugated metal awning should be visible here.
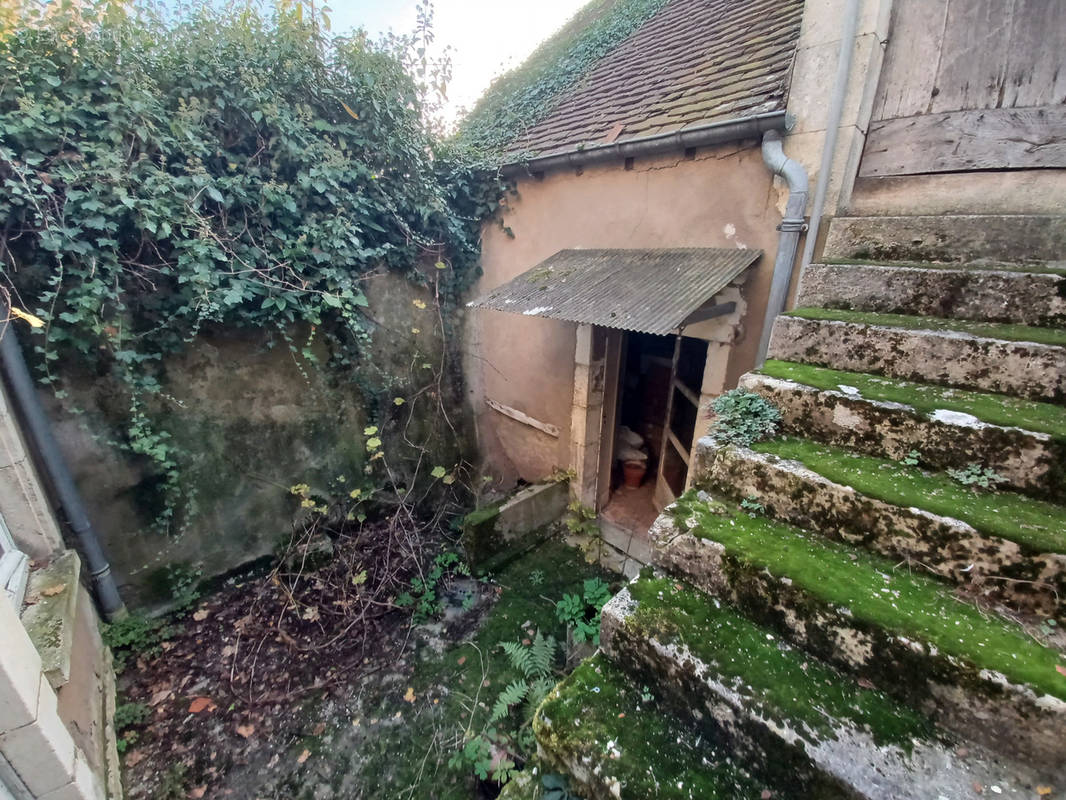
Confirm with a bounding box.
[466,248,760,335]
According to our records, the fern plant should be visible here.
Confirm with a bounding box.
[450,632,559,785]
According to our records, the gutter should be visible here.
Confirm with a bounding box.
[756,129,809,366]
[501,110,789,176]
[0,308,126,620]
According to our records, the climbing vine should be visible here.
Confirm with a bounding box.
[458,0,670,155]
[0,0,505,530]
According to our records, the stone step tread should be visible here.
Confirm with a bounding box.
[785,308,1066,347]
[750,437,1066,556]
[758,360,1066,440]
[603,576,1047,798]
[695,440,1066,619]
[796,262,1066,328]
[820,258,1066,276]
[19,550,80,690]
[666,492,1066,703]
[533,653,769,800]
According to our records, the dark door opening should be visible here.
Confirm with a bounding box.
[600,331,707,538]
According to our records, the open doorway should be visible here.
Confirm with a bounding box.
[599,331,708,541]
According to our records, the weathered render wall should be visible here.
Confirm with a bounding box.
[45,272,455,605]
[465,142,784,487]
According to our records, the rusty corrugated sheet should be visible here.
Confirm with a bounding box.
[466,248,760,335]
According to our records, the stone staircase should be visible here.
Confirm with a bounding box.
[532,252,1066,798]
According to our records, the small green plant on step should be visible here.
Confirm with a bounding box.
[947,462,1006,491]
[739,495,765,517]
[710,388,781,447]
[556,578,612,646]
[564,502,603,564]
[900,449,921,467]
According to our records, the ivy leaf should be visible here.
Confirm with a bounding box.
[434,261,447,270]
[206,187,223,202]
[321,294,342,308]
[363,425,378,436]
[366,437,381,450]
[393,397,405,406]
[442,474,455,485]
[430,466,446,479]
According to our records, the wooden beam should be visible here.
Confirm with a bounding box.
[485,397,560,438]
[667,431,690,465]
[682,301,736,326]
[672,379,700,408]
[860,105,1066,178]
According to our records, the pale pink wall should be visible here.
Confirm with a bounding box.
[464,140,784,486]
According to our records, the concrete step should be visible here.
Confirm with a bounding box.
[601,575,1049,799]
[648,494,1066,769]
[692,437,1066,617]
[768,311,1066,402]
[533,653,780,800]
[19,550,80,689]
[796,262,1066,327]
[821,214,1066,265]
[741,367,1066,500]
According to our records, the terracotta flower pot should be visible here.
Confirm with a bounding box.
[622,459,646,488]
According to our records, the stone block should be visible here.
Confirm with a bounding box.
[0,594,42,731]
[38,752,106,800]
[0,678,76,796]
[768,315,1066,402]
[496,480,569,540]
[21,551,81,689]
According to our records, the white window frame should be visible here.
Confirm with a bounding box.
[0,512,28,610]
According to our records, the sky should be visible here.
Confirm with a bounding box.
[326,0,589,120]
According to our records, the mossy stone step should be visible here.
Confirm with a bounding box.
[692,438,1066,618]
[741,369,1065,501]
[600,576,1048,798]
[796,262,1066,327]
[768,313,1066,402]
[19,550,80,689]
[533,654,771,800]
[649,494,1066,769]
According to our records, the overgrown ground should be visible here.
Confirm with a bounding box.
[115,526,614,800]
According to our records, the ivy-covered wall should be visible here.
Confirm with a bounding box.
[0,2,498,605]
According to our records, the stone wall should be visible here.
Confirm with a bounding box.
[41,271,466,606]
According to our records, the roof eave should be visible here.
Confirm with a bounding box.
[500,110,791,176]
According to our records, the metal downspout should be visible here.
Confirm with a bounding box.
[0,311,126,620]
[799,0,863,275]
[756,129,809,366]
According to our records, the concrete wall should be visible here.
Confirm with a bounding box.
[465,141,784,489]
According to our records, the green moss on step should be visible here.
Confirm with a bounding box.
[624,577,933,748]
[785,308,1066,347]
[535,654,761,799]
[759,360,1066,439]
[671,492,1066,701]
[753,437,1066,554]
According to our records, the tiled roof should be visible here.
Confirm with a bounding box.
[504,0,804,161]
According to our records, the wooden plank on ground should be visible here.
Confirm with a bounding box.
[859,105,1066,177]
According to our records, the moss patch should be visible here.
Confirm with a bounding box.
[753,437,1066,554]
[671,492,1066,701]
[535,654,762,799]
[352,538,617,799]
[759,360,1066,439]
[785,308,1066,347]
[819,258,1066,276]
[624,576,933,748]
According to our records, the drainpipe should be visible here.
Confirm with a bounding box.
[756,129,809,366]
[799,0,863,275]
[0,310,126,620]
